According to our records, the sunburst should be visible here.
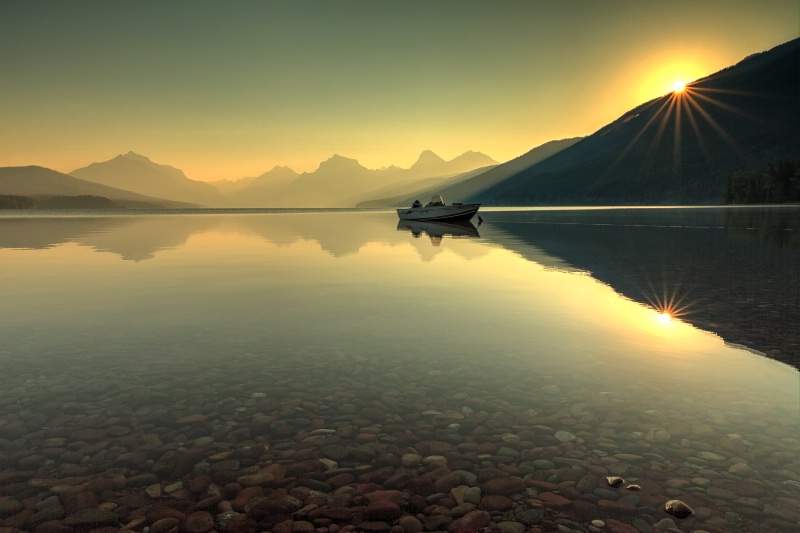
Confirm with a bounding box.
[605,81,760,186]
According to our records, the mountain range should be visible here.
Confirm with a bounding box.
[1,38,796,208]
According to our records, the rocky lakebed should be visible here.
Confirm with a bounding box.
[1,349,799,533]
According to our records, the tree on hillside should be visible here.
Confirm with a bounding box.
[724,160,800,204]
[0,194,36,209]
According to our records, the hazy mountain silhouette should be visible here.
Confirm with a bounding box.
[0,166,192,207]
[70,152,228,207]
[209,176,258,195]
[223,151,497,207]
[227,166,300,207]
[363,138,582,207]
[468,38,800,205]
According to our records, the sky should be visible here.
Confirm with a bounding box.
[1,0,797,182]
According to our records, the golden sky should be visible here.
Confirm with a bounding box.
[1,0,797,181]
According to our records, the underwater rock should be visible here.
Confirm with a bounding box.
[664,499,694,519]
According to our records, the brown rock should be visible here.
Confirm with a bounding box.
[186,476,211,494]
[272,519,294,533]
[32,521,73,533]
[598,499,636,516]
[362,501,402,522]
[150,517,180,533]
[397,515,422,533]
[26,506,66,529]
[536,492,571,509]
[0,499,24,518]
[447,510,490,532]
[434,471,463,493]
[225,513,258,533]
[70,429,107,441]
[233,487,265,512]
[61,509,120,528]
[146,507,187,524]
[479,495,512,511]
[481,476,525,495]
[365,490,407,507]
[605,519,640,533]
[59,491,99,515]
[179,511,215,533]
[292,521,316,533]
[176,414,208,424]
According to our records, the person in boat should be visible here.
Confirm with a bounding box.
[412,199,422,208]
[426,197,444,207]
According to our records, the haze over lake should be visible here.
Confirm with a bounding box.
[0,207,797,532]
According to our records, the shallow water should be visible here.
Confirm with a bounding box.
[0,208,798,532]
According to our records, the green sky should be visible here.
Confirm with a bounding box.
[1,0,797,181]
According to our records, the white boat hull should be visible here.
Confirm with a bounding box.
[396,203,480,222]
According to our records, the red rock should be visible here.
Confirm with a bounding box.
[434,472,463,493]
[536,492,571,508]
[605,519,639,533]
[314,508,353,521]
[32,521,73,533]
[179,511,214,533]
[145,507,187,524]
[150,517,180,533]
[571,500,599,522]
[480,495,512,511]
[61,509,119,528]
[525,479,562,492]
[186,476,212,494]
[447,510,491,532]
[364,491,406,507]
[58,491,98,515]
[272,519,294,533]
[482,476,525,495]
[362,501,402,522]
[171,447,210,479]
[226,513,258,533]
[233,487,265,512]
[176,414,208,424]
[327,473,356,489]
[598,499,636,516]
[1,510,33,530]
[83,478,114,494]
[69,429,107,441]
[423,515,452,531]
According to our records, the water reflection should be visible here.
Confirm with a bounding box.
[0,207,796,368]
[396,219,480,245]
[478,206,800,369]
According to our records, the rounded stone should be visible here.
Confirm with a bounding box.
[180,511,215,533]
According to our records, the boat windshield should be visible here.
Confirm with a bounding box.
[428,195,445,206]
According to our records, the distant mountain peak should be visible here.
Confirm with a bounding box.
[122,151,151,162]
[316,154,366,173]
[412,150,446,169]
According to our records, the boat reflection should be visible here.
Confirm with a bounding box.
[396,219,480,246]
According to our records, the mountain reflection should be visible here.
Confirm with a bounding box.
[1,207,796,368]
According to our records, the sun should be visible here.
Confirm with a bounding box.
[672,80,687,93]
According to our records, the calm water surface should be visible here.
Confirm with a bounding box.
[0,207,798,532]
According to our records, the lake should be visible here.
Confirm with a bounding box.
[0,207,798,533]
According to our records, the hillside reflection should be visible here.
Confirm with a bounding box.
[478,206,799,369]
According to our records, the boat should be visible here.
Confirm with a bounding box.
[396,195,481,222]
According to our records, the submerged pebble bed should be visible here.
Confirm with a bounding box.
[1,349,798,533]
